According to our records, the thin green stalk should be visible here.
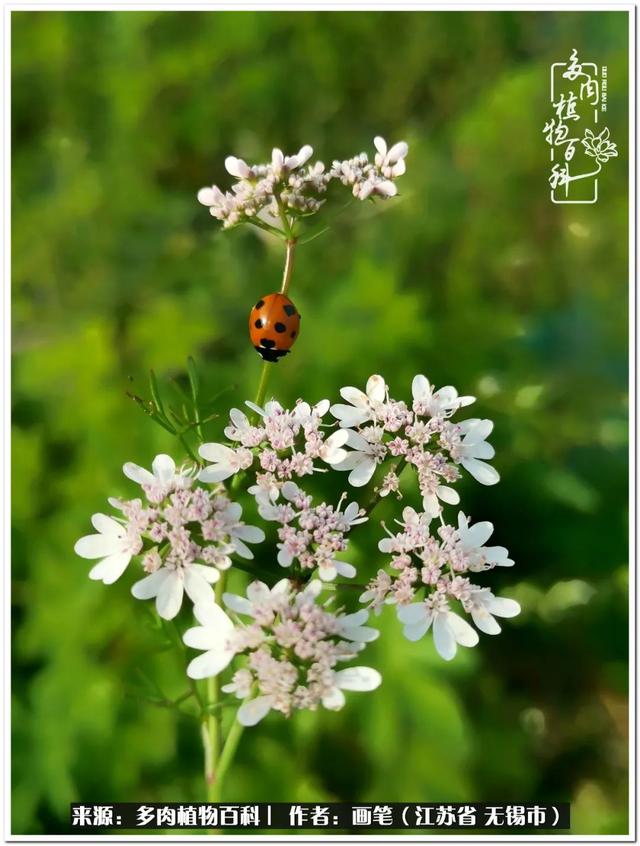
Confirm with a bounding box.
[246,217,286,238]
[204,576,226,800]
[209,716,245,801]
[280,238,297,295]
[204,674,221,800]
[253,361,271,411]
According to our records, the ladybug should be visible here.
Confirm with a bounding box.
[249,293,301,362]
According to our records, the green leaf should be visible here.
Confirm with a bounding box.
[187,356,200,403]
[148,369,165,415]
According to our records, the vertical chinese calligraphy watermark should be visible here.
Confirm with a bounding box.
[544,49,618,203]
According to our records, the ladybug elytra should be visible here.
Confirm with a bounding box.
[249,293,301,362]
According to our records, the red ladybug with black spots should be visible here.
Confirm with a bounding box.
[249,293,301,362]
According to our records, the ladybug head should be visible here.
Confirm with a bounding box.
[254,343,290,363]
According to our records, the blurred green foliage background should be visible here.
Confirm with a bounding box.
[11,9,629,836]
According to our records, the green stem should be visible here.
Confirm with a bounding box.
[210,715,245,801]
[245,217,286,239]
[203,577,225,801]
[280,237,297,296]
[204,674,221,800]
[253,361,271,411]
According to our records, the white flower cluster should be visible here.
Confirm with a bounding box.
[199,398,349,488]
[184,579,381,726]
[201,374,498,522]
[197,137,408,229]
[76,371,519,727]
[257,481,367,582]
[331,137,408,200]
[74,454,264,620]
[362,508,519,661]
[330,374,498,511]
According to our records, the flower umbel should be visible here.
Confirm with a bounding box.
[75,454,264,619]
[197,137,408,231]
[183,579,381,725]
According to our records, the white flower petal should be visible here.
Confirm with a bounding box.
[487,596,521,618]
[89,552,131,584]
[412,374,430,401]
[339,386,370,407]
[232,538,253,560]
[341,625,379,643]
[199,442,235,462]
[295,144,313,166]
[465,521,494,548]
[156,572,184,620]
[225,156,250,178]
[184,568,215,604]
[90,513,124,536]
[222,593,253,616]
[330,404,369,428]
[397,603,427,624]
[433,614,457,660]
[366,374,386,403]
[277,547,294,567]
[375,180,397,197]
[122,462,155,486]
[183,625,220,651]
[272,579,291,596]
[233,525,265,544]
[334,666,382,692]
[131,568,170,599]
[348,457,377,487]
[190,563,221,584]
[246,581,271,604]
[402,619,431,642]
[341,609,369,628]
[187,649,234,680]
[468,441,495,460]
[485,546,514,567]
[75,533,121,559]
[237,696,272,726]
[461,418,494,444]
[198,466,235,483]
[152,454,175,483]
[387,140,408,161]
[302,580,323,600]
[318,562,337,581]
[373,136,387,156]
[461,458,500,486]
[447,612,480,647]
[193,600,235,633]
[334,561,357,579]
[437,485,460,505]
[197,187,214,206]
[471,607,501,635]
[321,686,346,711]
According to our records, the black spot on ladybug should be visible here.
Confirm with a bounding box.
[260,338,276,349]
[256,346,289,363]
[274,322,286,333]
[254,318,264,329]
[283,304,296,316]
[255,299,265,309]
[290,331,296,338]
